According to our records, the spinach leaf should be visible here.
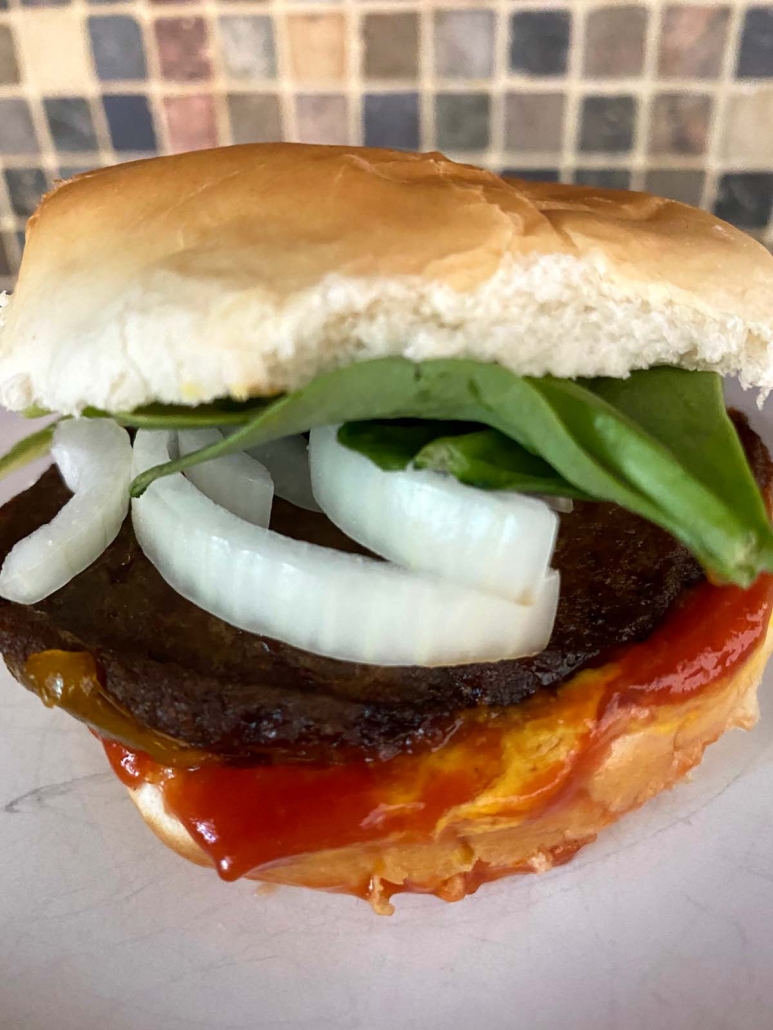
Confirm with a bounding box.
[340,421,588,498]
[0,423,58,481]
[336,421,476,472]
[98,399,268,430]
[125,358,773,586]
[582,368,772,544]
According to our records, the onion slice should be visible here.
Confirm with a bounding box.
[309,426,559,604]
[247,435,321,513]
[132,431,559,667]
[178,429,273,527]
[0,419,132,604]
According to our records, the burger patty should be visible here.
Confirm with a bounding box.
[0,413,769,762]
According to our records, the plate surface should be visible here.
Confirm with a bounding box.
[0,384,772,1030]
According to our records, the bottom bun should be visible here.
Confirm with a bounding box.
[126,616,773,914]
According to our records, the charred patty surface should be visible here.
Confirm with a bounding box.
[0,413,768,762]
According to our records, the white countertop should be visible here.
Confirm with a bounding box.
[0,385,772,1030]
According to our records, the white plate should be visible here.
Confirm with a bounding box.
[0,387,772,1030]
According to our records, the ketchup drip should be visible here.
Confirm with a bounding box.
[105,725,504,881]
[101,574,773,895]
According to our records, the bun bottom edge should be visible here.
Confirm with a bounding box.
[124,626,773,914]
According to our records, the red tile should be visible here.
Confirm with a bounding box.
[155,17,212,82]
[164,94,218,152]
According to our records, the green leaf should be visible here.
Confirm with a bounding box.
[0,423,58,480]
[22,405,52,420]
[415,430,593,498]
[93,399,269,430]
[127,358,773,587]
[339,420,589,498]
[337,420,476,471]
[582,368,772,542]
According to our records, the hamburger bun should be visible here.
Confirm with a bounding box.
[126,615,772,914]
[1,144,773,416]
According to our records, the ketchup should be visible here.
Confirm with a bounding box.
[105,725,505,881]
[98,573,773,901]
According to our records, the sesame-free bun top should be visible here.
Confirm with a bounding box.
[1,143,772,415]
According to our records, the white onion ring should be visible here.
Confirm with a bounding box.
[178,428,273,526]
[539,495,574,514]
[0,419,132,604]
[132,431,559,667]
[247,435,321,512]
[309,426,558,604]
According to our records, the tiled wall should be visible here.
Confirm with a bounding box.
[1,1,773,290]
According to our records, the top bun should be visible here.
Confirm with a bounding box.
[1,143,772,415]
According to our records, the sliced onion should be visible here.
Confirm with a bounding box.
[0,419,132,604]
[246,435,321,513]
[539,495,574,514]
[309,426,558,605]
[132,431,559,667]
[178,429,273,527]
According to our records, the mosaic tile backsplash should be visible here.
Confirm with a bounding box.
[1,1,773,290]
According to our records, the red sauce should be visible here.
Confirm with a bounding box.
[102,574,773,897]
[104,724,505,881]
[605,575,773,708]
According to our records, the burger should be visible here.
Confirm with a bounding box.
[0,143,772,915]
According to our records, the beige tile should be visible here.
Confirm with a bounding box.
[722,90,773,163]
[296,94,349,145]
[16,11,93,93]
[658,5,729,79]
[584,6,647,78]
[286,13,346,83]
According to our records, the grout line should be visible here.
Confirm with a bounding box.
[134,3,171,155]
[702,1,746,214]
[204,0,234,146]
[560,0,584,183]
[489,0,509,167]
[269,8,298,141]
[629,0,662,191]
[4,77,773,102]
[77,0,114,162]
[0,149,766,170]
[345,0,362,145]
[418,0,434,151]
[11,6,60,185]
[204,0,234,147]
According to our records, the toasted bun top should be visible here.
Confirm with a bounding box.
[1,143,772,414]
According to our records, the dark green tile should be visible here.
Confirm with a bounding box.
[363,13,418,79]
[714,173,773,227]
[4,168,48,217]
[227,93,282,144]
[645,169,705,206]
[510,11,570,76]
[44,97,99,152]
[0,100,39,154]
[574,168,631,190]
[0,25,19,84]
[580,95,636,152]
[436,93,490,151]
